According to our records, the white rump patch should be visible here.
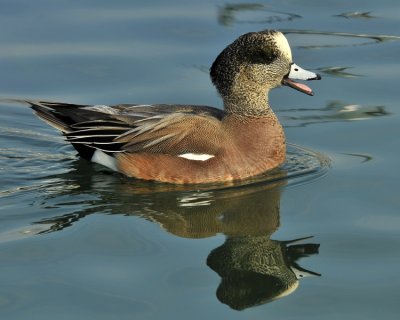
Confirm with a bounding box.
[177,153,215,161]
[91,149,118,171]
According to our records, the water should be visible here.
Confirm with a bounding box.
[0,0,399,319]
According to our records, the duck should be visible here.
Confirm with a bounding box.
[29,30,321,184]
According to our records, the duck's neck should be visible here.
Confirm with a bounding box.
[222,88,275,117]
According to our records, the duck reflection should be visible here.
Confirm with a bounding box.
[28,163,320,310]
[208,236,319,310]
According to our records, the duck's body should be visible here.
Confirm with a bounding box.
[29,30,320,184]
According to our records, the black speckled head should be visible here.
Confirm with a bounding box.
[210,30,293,98]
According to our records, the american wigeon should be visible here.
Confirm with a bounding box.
[29,30,321,184]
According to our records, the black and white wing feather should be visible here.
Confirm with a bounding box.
[28,100,226,159]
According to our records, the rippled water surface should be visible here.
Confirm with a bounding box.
[1,1,400,319]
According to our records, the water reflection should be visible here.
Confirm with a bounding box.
[11,165,321,310]
[316,66,363,79]
[282,29,400,49]
[217,3,301,26]
[334,11,377,19]
[280,100,389,127]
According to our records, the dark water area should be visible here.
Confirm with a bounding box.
[1,1,400,319]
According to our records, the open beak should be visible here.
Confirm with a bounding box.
[282,63,321,96]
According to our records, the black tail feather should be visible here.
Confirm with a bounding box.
[27,100,130,160]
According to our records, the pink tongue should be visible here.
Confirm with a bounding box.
[292,82,312,94]
[284,78,314,95]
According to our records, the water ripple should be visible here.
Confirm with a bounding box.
[218,4,301,26]
[281,29,400,49]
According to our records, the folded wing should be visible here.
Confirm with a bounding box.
[29,101,226,159]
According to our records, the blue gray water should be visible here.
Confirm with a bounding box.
[1,0,400,319]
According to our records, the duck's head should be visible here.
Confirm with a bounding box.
[210,30,321,102]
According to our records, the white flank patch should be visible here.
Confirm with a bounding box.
[274,32,292,60]
[91,149,118,171]
[177,153,215,161]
